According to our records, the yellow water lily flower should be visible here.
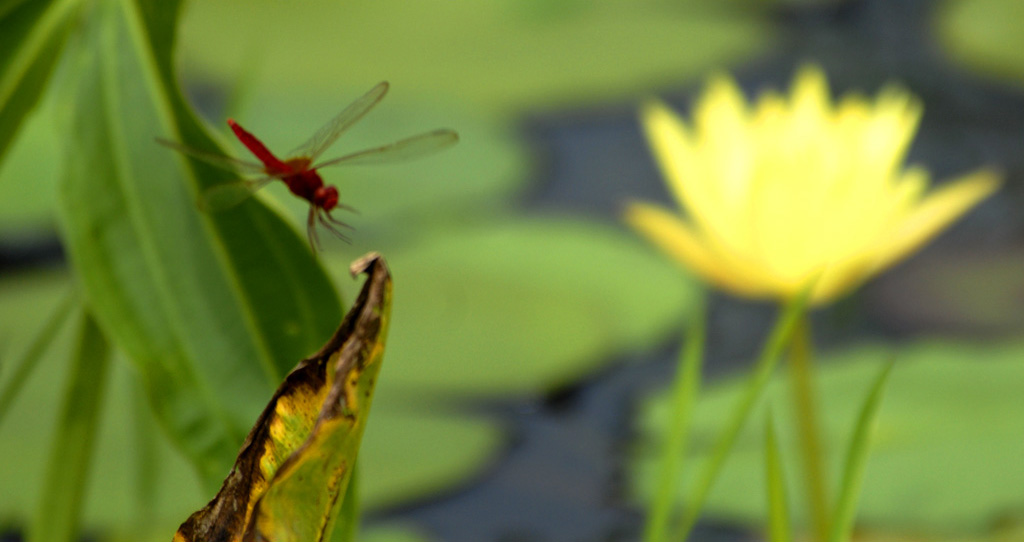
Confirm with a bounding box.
[626,66,1000,305]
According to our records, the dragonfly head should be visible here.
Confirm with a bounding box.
[314,185,339,211]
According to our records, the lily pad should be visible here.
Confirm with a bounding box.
[359,402,504,508]
[632,340,1024,534]
[178,0,772,113]
[360,523,432,542]
[937,0,1024,86]
[330,216,699,395]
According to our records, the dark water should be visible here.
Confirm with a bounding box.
[7,0,1024,541]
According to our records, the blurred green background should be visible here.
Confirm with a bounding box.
[3,1,1024,541]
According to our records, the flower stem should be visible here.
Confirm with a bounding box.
[788,315,829,542]
[643,296,706,542]
[673,290,811,541]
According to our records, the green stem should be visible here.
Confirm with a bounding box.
[674,289,811,541]
[788,315,829,542]
[764,410,791,542]
[643,295,706,542]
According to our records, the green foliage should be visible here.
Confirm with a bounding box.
[28,312,109,542]
[634,341,1024,534]
[56,0,342,485]
[763,412,791,542]
[0,0,82,164]
[828,363,893,542]
[0,0,765,539]
[643,295,705,542]
[672,290,811,540]
[0,271,207,538]
[0,287,74,424]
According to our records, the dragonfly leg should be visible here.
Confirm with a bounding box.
[333,202,360,214]
[306,206,321,252]
[317,210,352,243]
[323,210,354,230]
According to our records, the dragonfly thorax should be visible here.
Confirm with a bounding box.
[283,169,325,202]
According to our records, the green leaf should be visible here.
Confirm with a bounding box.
[828,362,893,542]
[55,0,341,485]
[335,465,361,542]
[0,269,209,539]
[0,100,62,231]
[175,255,390,542]
[0,0,82,164]
[27,311,110,542]
[764,411,791,542]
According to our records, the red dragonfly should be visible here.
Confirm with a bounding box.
[158,82,458,249]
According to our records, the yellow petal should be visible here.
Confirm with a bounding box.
[813,261,874,305]
[624,202,772,299]
[789,65,831,128]
[871,169,1001,273]
[640,100,704,212]
[641,99,735,250]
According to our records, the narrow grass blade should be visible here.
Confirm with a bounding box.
[0,289,76,427]
[0,0,83,163]
[764,410,791,542]
[130,374,157,523]
[828,361,894,542]
[675,288,811,540]
[644,292,706,542]
[27,311,110,542]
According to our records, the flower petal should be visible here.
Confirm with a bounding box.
[629,66,999,306]
[624,202,772,298]
[641,99,747,255]
[871,169,1001,273]
[640,100,707,215]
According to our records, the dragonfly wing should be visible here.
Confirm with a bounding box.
[200,177,275,212]
[157,138,267,174]
[313,129,459,168]
[287,82,389,161]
